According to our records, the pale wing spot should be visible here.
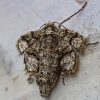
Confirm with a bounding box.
[71,37,82,49]
[24,53,38,72]
[16,39,28,54]
[60,52,76,71]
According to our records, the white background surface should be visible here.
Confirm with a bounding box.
[0,0,100,100]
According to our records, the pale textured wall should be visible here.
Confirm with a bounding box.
[0,0,100,100]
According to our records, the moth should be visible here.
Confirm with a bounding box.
[16,2,87,97]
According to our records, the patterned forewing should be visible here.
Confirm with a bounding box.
[16,31,38,55]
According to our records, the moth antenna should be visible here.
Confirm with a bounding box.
[59,1,87,26]
[39,24,46,30]
[53,22,67,29]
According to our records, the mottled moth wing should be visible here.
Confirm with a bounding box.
[60,29,86,74]
[24,46,39,74]
[66,30,86,54]
[16,31,38,55]
[16,31,39,83]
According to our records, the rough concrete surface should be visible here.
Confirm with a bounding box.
[0,0,100,100]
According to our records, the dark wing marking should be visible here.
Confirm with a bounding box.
[64,29,86,54]
[16,31,39,55]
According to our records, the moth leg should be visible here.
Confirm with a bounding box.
[16,31,38,55]
[62,75,65,85]
[60,51,79,75]
[24,47,39,84]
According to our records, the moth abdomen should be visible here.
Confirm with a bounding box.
[36,69,59,97]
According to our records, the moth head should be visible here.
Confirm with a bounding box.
[45,21,54,27]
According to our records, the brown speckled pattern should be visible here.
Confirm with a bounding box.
[16,22,86,97]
